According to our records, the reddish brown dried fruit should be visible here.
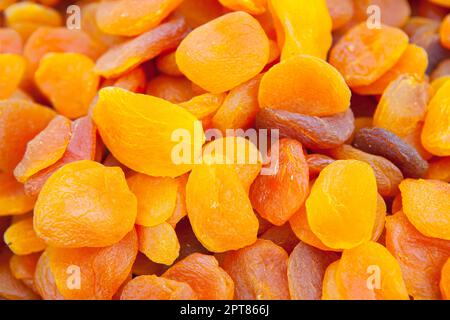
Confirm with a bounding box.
[306,154,335,177]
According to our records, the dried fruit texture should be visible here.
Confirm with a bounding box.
[48,229,138,300]
[137,223,180,266]
[328,145,404,197]
[110,67,147,93]
[202,136,262,192]
[269,0,332,60]
[166,174,188,227]
[306,154,335,178]
[427,157,450,182]
[386,212,450,300]
[430,75,450,95]
[321,260,342,300]
[176,12,269,93]
[441,259,450,299]
[326,0,354,30]
[120,275,196,300]
[175,0,223,29]
[353,127,429,179]
[96,0,183,37]
[336,241,409,300]
[156,51,182,76]
[287,242,339,300]
[421,80,450,156]
[259,55,350,117]
[353,0,411,28]
[34,251,63,300]
[400,179,450,240]
[0,249,39,300]
[186,163,258,252]
[212,75,262,132]
[0,100,55,173]
[146,75,195,104]
[373,75,430,141]
[14,115,71,183]
[180,92,225,126]
[441,14,450,49]
[0,173,35,216]
[221,239,290,300]
[9,252,40,290]
[35,53,99,119]
[0,53,26,99]
[250,139,309,226]
[0,28,22,54]
[4,218,45,255]
[219,0,266,15]
[95,16,189,79]
[353,45,428,95]
[127,174,178,227]
[24,27,103,74]
[163,253,234,300]
[93,87,203,178]
[24,116,97,197]
[255,108,355,150]
[4,2,62,40]
[306,160,377,250]
[260,224,299,254]
[431,59,450,80]
[175,218,209,262]
[34,160,137,248]
[330,23,409,87]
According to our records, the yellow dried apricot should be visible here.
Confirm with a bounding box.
[441,259,450,299]
[4,217,45,255]
[0,53,26,99]
[0,173,35,216]
[137,223,179,266]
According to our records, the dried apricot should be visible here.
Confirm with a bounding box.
[0,53,26,99]
[34,251,63,300]
[146,75,195,104]
[426,157,450,182]
[353,0,411,28]
[0,28,22,54]
[441,14,450,49]
[219,0,267,15]
[321,260,343,300]
[441,259,450,299]
[9,252,40,291]
[326,0,354,30]
[260,223,299,254]
[0,172,35,216]
[4,217,45,255]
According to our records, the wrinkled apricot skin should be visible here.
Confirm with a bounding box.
[146,75,195,104]
[0,53,26,99]
[441,259,450,299]
[0,173,35,216]
[34,160,137,248]
[34,251,63,300]
[176,12,269,93]
[321,260,343,300]
[219,0,267,15]
[4,218,45,255]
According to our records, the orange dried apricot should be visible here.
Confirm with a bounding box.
[221,239,290,300]
[155,51,183,77]
[146,75,195,104]
[219,0,266,15]
[321,260,343,300]
[441,259,450,299]
[0,53,26,99]
[34,160,137,248]
[180,92,226,126]
[440,14,450,49]
[34,251,63,300]
[0,173,35,216]
[176,11,269,93]
[175,0,224,29]
[326,0,354,30]
[259,55,351,117]
[399,179,450,240]
[120,275,196,300]
[426,157,450,182]
[260,223,299,254]
[136,223,180,266]
[0,28,22,54]
[166,174,188,228]
[163,253,234,300]
[306,160,377,250]
[4,217,45,255]
[353,0,411,28]
[9,252,40,291]
[110,67,147,93]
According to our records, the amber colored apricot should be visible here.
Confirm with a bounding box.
[95,17,189,79]
[328,145,404,197]
[180,92,226,125]
[175,0,223,28]
[0,53,26,99]
[110,67,147,93]
[48,229,138,300]
[14,115,71,183]
[306,160,377,250]
[386,212,450,300]
[430,75,450,95]
[260,224,299,254]
[219,0,266,14]
[4,2,62,40]
[0,99,55,173]
[146,75,195,104]
[186,163,258,252]
[93,87,203,178]
[321,260,343,300]
[9,252,40,291]
[353,0,411,28]
[337,241,409,300]
[269,0,332,60]
[96,0,183,37]
[202,136,262,192]
[176,11,269,93]
[441,259,450,299]
[0,249,39,300]
[163,253,234,300]
[353,45,428,95]
[400,179,450,240]
[166,174,188,228]
[0,173,35,216]
[34,160,137,248]
[121,275,196,300]
[326,0,354,30]
[137,223,180,266]
[211,74,262,132]
[250,139,309,226]
[0,28,22,54]
[330,23,409,87]
[421,80,450,156]
[440,14,450,49]
[288,242,339,300]
[156,51,183,77]
[426,157,450,182]
[34,251,63,300]
[221,239,290,300]
[4,218,45,255]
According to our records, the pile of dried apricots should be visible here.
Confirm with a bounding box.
[0,0,449,301]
